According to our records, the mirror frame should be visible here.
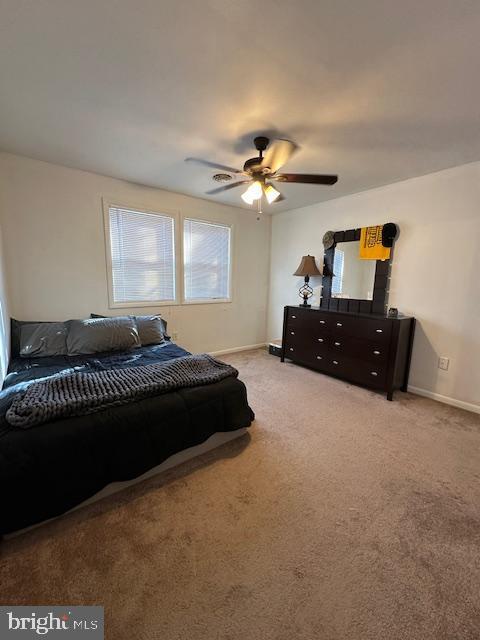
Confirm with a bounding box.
[320,227,392,315]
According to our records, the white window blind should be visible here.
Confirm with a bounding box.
[108,206,175,304]
[183,219,231,301]
[331,248,345,295]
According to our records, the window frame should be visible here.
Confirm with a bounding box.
[181,216,233,305]
[102,198,180,309]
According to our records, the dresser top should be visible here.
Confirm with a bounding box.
[285,305,414,321]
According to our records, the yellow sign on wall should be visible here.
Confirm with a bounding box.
[359,226,391,261]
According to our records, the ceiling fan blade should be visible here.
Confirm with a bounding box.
[206,180,251,195]
[185,157,242,174]
[261,139,298,173]
[273,173,338,185]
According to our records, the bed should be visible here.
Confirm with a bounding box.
[0,341,254,535]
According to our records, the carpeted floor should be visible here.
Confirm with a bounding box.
[1,348,480,639]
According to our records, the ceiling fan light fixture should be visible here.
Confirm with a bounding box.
[241,192,255,205]
[264,183,281,204]
[241,181,262,205]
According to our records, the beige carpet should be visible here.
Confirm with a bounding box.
[1,348,479,640]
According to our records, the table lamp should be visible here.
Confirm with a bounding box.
[293,255,322,307]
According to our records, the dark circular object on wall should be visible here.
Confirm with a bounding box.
[382,223,398,248]
[323,230,335,250]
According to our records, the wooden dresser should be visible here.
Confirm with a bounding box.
[281,306,415,400]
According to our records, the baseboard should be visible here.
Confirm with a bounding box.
[209,343,267,356]
[408,385,480,414]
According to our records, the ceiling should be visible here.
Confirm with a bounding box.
[0,0,479,213]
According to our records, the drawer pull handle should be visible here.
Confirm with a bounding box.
[332,360,339,365]
[373,350,381,355]
[289,348,294,352]
[336,322,343,327]
[371,371,378,376]
[375,329,383,333]
[320,320,326,324]
[334,341,341,346]
[290,331,295,335]
[316,356,322,360]
[318,338,324,342]
[291,315,297,319]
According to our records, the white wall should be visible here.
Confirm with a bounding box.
[268,162,480,411]
[0,153,270,354]
[0,223,10,382]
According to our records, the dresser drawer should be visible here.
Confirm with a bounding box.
[328,355,387,388]
[328,335,389,363]
[286,307,310,323]
[304,311,332,331]
[284,342,328,368]
[330,315,392,343]
[284,333,329,356]
[287,325,330,344]
[286,308,331,333]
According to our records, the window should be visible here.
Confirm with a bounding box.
[183,218,231,302]
[331,248,344,296]
[106,205,175,306]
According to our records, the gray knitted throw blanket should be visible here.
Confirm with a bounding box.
[6,354,238,429]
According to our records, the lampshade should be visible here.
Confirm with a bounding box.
[264,183,281,204]
[241,181,262,205]
[293,255,322,277]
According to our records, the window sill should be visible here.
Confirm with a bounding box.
[182,298,232,305]
[109,300,178,309]
[108,299,232,309]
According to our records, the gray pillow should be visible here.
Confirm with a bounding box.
[12,318,61,357]
[20,322,68,357]
[66,317,140,355]
[134,315,165,346]
[90,313,167,345]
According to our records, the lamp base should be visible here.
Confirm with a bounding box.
[299,302,311,308]
[298,276,313,308]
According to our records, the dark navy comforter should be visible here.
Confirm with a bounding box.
[0,343,254,534]
[3,341,190,390]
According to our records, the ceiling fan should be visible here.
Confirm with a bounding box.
[186,136,337,209]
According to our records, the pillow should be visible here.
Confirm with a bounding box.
[11,318,60,357]
[19,322,68,357]
[66,316,140,355]
[90,313,169,343]
[134,316,165,346]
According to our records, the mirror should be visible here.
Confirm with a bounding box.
[331,240,376,300]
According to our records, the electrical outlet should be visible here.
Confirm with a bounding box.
[171,332,178,341]
[438,357,449,371]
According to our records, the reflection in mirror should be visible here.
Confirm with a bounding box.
[332,241,376,300]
